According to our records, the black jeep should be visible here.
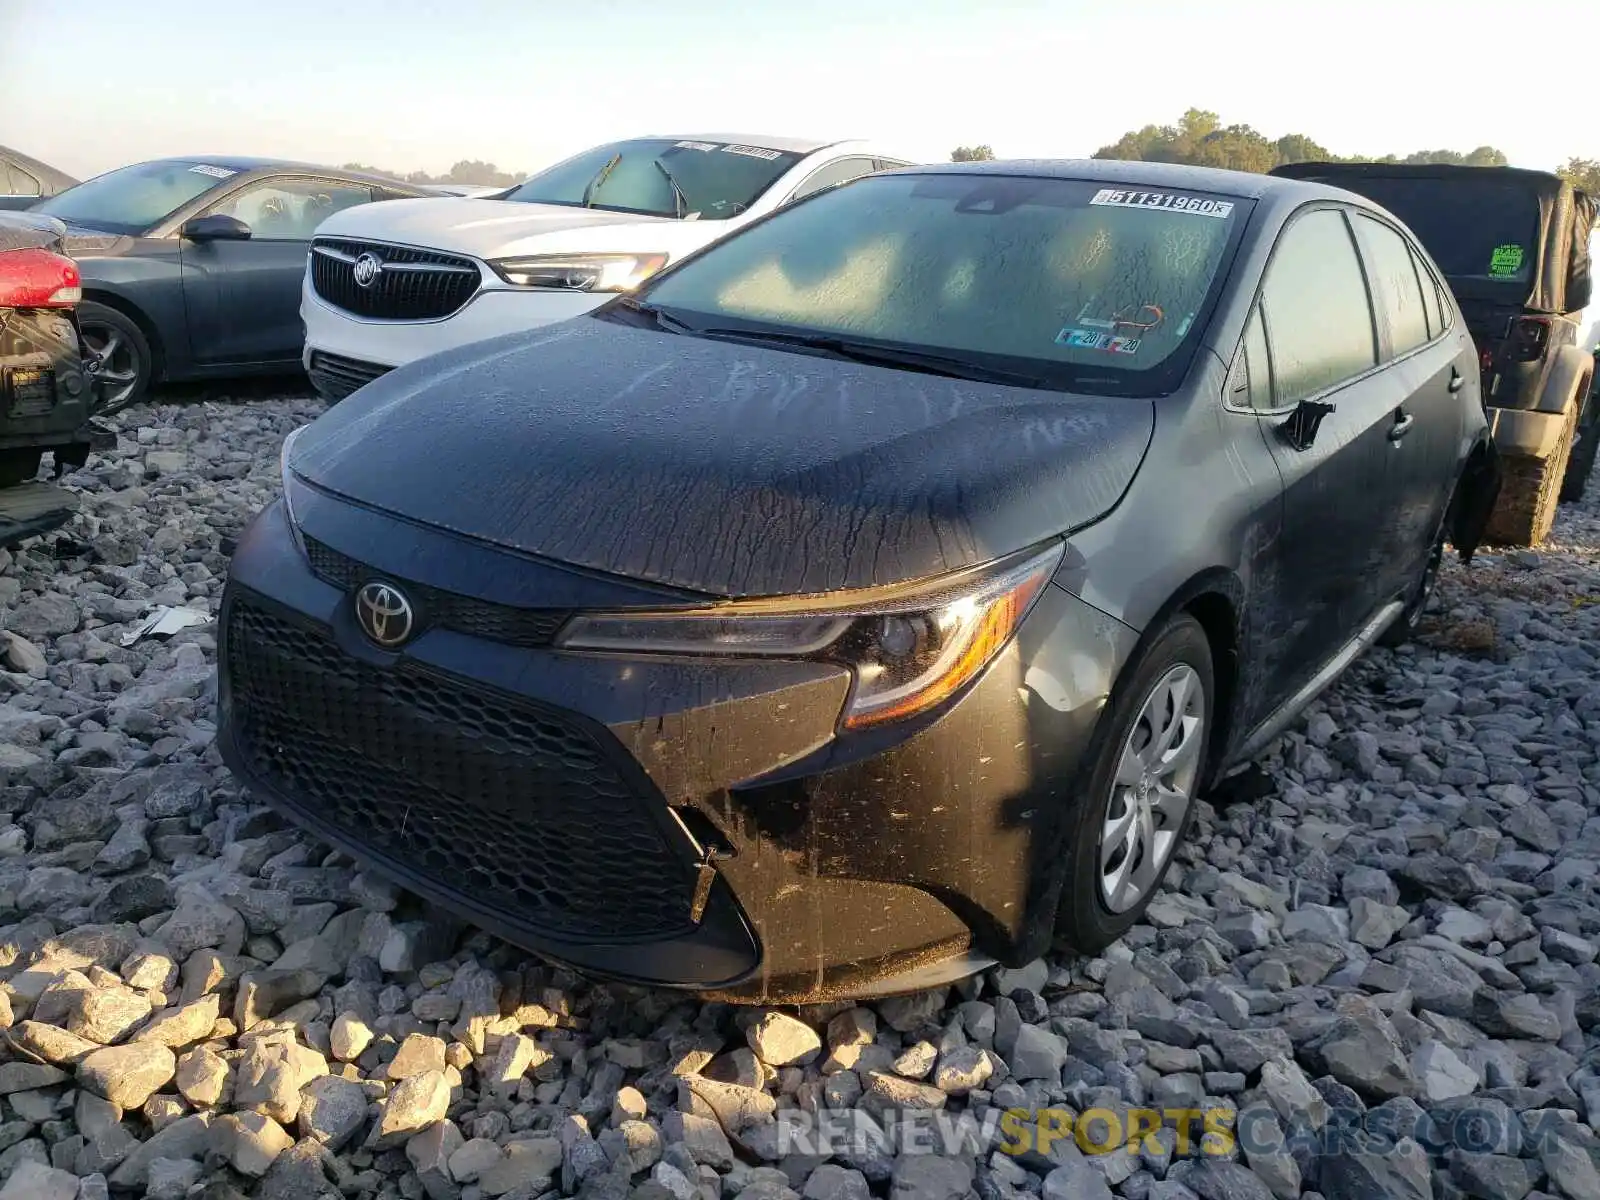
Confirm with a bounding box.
[1271,162,1596,547]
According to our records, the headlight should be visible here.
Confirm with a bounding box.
[280,423,309,552]
[487,253,668,292]
[557,543,1064,730]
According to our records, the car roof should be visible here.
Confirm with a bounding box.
[0,144,78,190]
[135,156,422,188]
[1273,159,1567,186]
[892,157,1356,203]
[634,134,849,155]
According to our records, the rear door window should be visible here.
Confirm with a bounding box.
[1413,245,1448,338]
[1354,213,1431,357]
[3,161,40,197]
[1259,207,1378,405]
[789,157,881,202]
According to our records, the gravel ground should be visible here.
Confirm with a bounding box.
[0,391,1598,1200]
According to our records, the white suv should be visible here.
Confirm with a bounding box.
[301,133,917,399]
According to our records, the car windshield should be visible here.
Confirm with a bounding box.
[627,172,1249,396]
[1307,174,1541,285]
[501,138,803,220]
[33,160,238,234]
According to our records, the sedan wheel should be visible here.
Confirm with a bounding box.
[77,301,152,417]
[1099,663,1205,914]
[1054,613,1213,953]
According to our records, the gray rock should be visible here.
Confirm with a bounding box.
[1320,1136,1432,1200]
[1413,1039,1480,1103]
[76,1042,175,1109]
[1316,1016,1415,1100]
[298,1075,370,1150]
[1042,1160,1114,1200]
[747,1012,821,1067]
[1008,1023,1068,1082]
[890,1155,973,1200]
[1446,1149,1543,1200]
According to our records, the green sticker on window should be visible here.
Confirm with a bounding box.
[1489,244,1525,276]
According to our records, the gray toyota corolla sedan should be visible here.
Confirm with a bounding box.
[217,160,1499,1003]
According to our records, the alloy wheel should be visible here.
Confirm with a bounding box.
[1098,663,1205,914]
[79,320,141,416]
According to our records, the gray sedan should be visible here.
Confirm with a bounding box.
[27,158,429,413]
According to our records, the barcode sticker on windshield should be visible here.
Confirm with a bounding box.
[675,141,719,153]
[188,165,238,179]
[1090,188,1234,219]
[721,145,783,160]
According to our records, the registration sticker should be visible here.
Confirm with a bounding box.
[1489,244,1525,277]
[188,164,238,179]
[674,141,719,153]
[721,145,783,160]
[1107,336,1141,355]
[1089,188,1234,219]
[1057,328,1110,349]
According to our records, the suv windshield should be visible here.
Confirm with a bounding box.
[501,139,803,220]
[1305,174,1541,285]
[626,172,1249,396]
[33,160,237,234]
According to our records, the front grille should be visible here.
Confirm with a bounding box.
[225,596,699,940]
[307,351,391,402]
[302,536,571,648]
[311,238,480,321]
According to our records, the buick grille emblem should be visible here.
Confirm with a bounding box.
[355,581,415,648]
[352,252,384,288]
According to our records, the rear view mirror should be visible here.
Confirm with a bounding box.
[181,214,252,242]
[1281,399,1336,452]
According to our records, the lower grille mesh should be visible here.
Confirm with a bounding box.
[225,595,698,940]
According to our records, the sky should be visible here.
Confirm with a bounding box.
[1,0,1593,184]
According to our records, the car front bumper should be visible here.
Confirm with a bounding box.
[216,498,1135,1002]
[299,284,607,393]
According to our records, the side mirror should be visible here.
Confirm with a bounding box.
[1280,398,1337,452]
[180,214,252,242]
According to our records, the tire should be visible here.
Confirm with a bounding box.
[1561,394,1598,503]
[0,449,43,489]
[1379,484,1454,648]
[1484,401,1578,548]
[77,301,153,417]
[1053,613,1213,954]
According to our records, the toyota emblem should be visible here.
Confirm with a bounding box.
[355,581,415,648]
[352,252,383,288]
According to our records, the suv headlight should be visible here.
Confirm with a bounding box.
[557,543,1064,730]
[488,253,668,292]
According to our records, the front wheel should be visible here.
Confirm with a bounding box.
[1054,614,1213,954]
[77,301,152,418]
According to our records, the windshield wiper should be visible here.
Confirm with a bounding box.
[694,328,1048,388]
[609,297,696,334]
[654,159,690,218]
[581,153,622,207]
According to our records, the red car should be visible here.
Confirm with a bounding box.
[0,213,100,489]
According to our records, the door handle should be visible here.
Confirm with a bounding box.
[1448,369,1465,393]
[1388,412,1415,442]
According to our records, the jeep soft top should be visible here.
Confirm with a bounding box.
[1271,161,1597,545]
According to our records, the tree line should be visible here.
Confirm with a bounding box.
[342,159,526,187]
[953,109,1599,193]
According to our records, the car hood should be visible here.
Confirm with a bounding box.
[316,196,674,260]
[288,318,1155,598]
